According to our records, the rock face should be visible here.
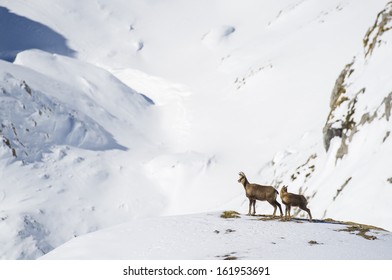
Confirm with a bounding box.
[323,61,354,153]
[363,1,392,58]
[323,1,392,161]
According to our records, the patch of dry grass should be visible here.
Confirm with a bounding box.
[220,211,241,219]
[336,222,385,240]
[320,218,386,240]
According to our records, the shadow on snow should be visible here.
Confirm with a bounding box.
[0,6,76,62]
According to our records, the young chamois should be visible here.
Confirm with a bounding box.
[280,185,312,221]
[238,172,283,217]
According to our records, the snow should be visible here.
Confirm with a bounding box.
[0,7,75,62]
[0,63,125,162]
[41,212,392,260]
[0,0,391,260]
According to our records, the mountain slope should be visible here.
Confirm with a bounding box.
[0,0,392,259]
[0,51,165,259]
[257,0,392,231]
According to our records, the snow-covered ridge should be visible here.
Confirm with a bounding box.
[41,212,392,260]
[0,71,124,162]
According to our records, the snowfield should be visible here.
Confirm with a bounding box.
[1,0,392,259]
[41,212,392,260]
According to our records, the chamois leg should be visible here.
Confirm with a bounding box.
[275,200,283,217]
[283,205,287,220]
[285,205,291,220]
[300,206,313,222]
[268,200,279,217]
[272,204,277,217]
[248,199,256,215]
[253,199,256,215]
[252,200,256,215]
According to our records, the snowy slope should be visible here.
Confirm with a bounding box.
[1,0,392,259]
[41,212,392,260]
[257,1,392,231]
[0,61,124,162]
[0,52,166,259]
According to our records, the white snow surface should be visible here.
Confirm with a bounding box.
[41,212,392,260]
[1,0,392,259]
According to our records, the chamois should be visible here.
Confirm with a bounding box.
[238,172,283,217]
[280,185,312,221]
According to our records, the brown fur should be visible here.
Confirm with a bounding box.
[238,172,283,217]
[280,185,312,221]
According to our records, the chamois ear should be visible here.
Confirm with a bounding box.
[238,171,245,177]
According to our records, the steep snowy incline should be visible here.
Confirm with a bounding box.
[0,67,124,162]
[257,1,392,231]
[1,49,156,162]
[12,50,154,146]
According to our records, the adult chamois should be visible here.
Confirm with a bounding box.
[238,172,283,217]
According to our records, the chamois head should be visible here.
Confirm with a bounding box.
[238,171,246,183]
[281,185,288,193]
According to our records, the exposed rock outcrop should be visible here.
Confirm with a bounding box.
[323,1,392,161]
